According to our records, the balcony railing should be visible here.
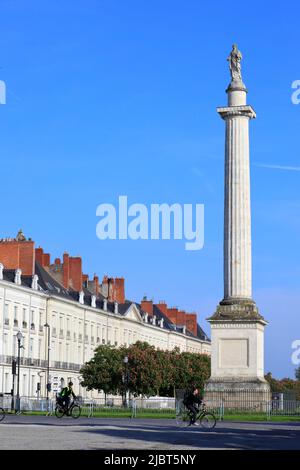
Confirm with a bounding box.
[0,355,81,371]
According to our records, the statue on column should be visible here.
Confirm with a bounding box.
[227,44,243,82]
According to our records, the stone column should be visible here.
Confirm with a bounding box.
[220,86,255,300]
[204,46,270,400]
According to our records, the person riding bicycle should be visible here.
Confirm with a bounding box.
[183,385,203,426]
[58,382,77,411]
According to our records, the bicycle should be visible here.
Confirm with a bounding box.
[0,407,5,422]
[176,402,216,429]
[55,399,81,419]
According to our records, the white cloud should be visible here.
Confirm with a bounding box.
[254,163,300,172]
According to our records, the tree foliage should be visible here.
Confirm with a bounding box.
[80,341,211,397]
[265,372,300,400]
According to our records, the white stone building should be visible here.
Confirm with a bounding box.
[0,233,210,398]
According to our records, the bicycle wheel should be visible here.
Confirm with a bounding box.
[176,409,190,427]
[0,408,5,422]
[70,404,81,419]
[55,405,65,418]
[200,412,216,429]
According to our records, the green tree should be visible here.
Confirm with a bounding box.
[80,345,123,399]
[121,341,163,397]
[79,341,211,399]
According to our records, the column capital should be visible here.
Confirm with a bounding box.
[217,105,256,120]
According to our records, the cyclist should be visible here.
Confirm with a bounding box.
[58,382,77,411]
[183,385,202,426]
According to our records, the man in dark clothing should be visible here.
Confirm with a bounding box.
[58,382,77,411]
[183,386,202,426]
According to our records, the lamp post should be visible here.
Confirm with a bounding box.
[44,323,50,410]
[16,331,23,413]
[123,356,129,408]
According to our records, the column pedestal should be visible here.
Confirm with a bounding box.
[204,55,270,403]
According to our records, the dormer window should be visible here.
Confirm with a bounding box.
[14,269,22,285]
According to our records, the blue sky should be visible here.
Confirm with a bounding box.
[0,0,299,378]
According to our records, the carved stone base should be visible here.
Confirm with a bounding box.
[204,377,271,409]
[208,298,267,324]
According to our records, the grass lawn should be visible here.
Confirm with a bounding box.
[7,410,300,422]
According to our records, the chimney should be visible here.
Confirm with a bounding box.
[0,233,35,275]
[35,248,51,268]
[115,278,125,304]
[156,301,168,315]
[141,296,153,315]
[70,257,83,292]
[83,274,89,288]
[166,307,179,324]
[108,278,115,302]
[43,253,50,267]
[35,247,44,265]
[63,255,83,292]
[63,253,69,289]
[93,275,100,296]
[177,310,187,327]
[186,313,198,336]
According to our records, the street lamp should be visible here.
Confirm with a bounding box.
[123,356,129,407]
[44,323,51,409]
[16,331,23,413]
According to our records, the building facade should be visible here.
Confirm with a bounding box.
[0,232,210,398]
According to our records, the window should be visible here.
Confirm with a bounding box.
[3,333,8,355]
[31,376,35,397]
[4,304,9,325]
[38,339,42,359]
[13,335,17,356]
[22,308,27,328]
[30,310,35,326]
[29,338,34,360]
[14,306,18,326]
[4,373,9,393]
[22,374,27,395]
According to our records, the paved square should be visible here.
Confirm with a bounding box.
[0,416,299,450]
